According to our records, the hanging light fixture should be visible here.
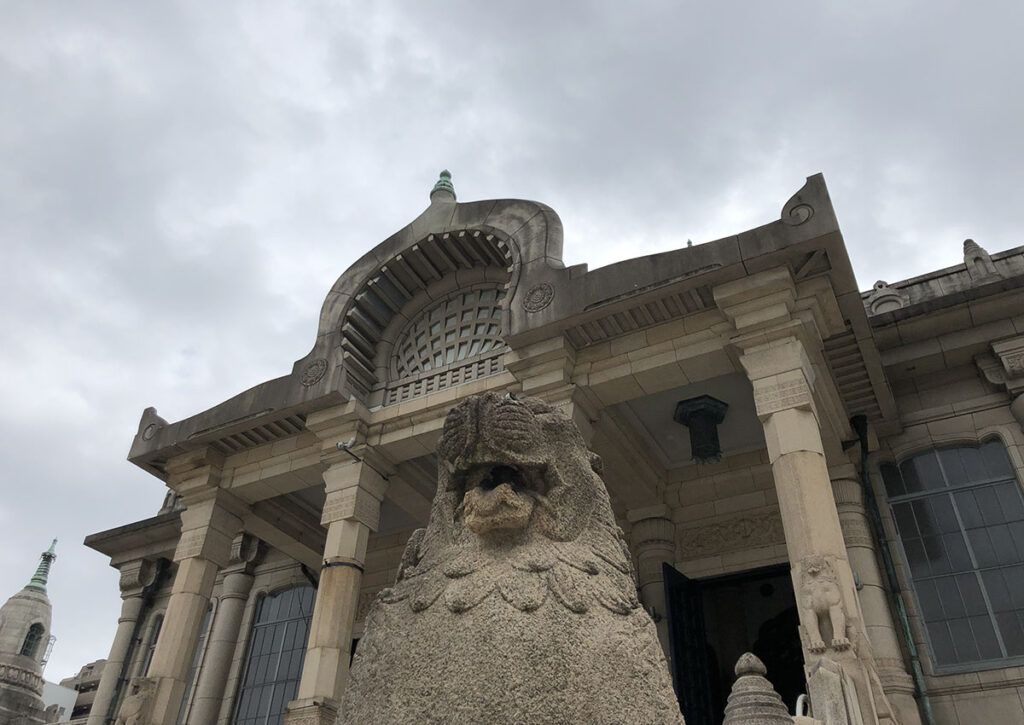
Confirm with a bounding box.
[673,395,729,463]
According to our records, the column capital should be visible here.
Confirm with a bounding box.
[306,400,372,464]
[174,490,246,567]
[830,475,865,509]
[503,334,576,396]
[320,459,389,530]
[992,335,1024,393]
[978,336,1024,431]
[224,532,264,574]
[713,266,797,334]
[165,447,224,495]
[629,514,676,550]
[118,558,159,597]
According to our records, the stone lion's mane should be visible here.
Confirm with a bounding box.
[342,393,684,725]
[376,394,639,616]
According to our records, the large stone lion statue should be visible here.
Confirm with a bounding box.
[339,393,684,724]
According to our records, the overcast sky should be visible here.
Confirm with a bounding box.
[2,1,1022,681]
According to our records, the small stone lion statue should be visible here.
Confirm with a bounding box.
[115,677,156,725]
[339,393,684,724]
[799,555,851,653]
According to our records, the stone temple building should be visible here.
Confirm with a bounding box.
[83,173,1024,724]
[1,541,58,723]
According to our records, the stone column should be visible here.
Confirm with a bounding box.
[87,558,155,725]
[716,268,899,725]
[628,506,676,657]
[144,453,243,725]
[832,469,921,725]
[285,456,388,725]
[187,534,261,725]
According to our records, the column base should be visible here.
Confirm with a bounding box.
[284,697,339,725]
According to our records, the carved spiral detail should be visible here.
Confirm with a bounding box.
[784,202,814,226]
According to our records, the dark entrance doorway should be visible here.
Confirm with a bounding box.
[664,564,803,725]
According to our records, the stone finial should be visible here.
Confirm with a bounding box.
[963,238,1000,281]
[865,280,906,315]
[27,540,57,592]
[722,652,792,724]
[430,169,456,202]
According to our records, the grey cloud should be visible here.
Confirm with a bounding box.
[1,0,1022,679]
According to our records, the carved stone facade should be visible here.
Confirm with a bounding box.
[79,174,1024,725]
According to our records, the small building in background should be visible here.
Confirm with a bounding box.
[0,541,58,724]
[58,660,106,723]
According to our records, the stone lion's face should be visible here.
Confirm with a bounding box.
[434,392,603,545]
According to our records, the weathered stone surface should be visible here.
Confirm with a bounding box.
[339,393,683,724]
[722,652,791,725]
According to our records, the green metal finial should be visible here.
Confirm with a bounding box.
[27,539,57,591]
[430,169,456,201]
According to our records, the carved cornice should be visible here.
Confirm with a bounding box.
[0,662,44,695]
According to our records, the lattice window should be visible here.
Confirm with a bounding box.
[882,440,1024,669]
[393,287,505,379]
[233,586,315,725]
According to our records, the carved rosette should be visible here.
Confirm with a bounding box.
[522,283,554,312]
[300,358,329,387]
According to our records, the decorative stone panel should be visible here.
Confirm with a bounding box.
[678,510,785,559]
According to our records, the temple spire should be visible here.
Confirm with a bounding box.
[430,169,456,202]
[26,539,57,591]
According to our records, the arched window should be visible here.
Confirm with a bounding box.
[881,440,1024,668]
[392,287,506,379]
[385,285,507,405]
[20,623,44,658]
[232,586,315,725]
[141,614,163,676]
